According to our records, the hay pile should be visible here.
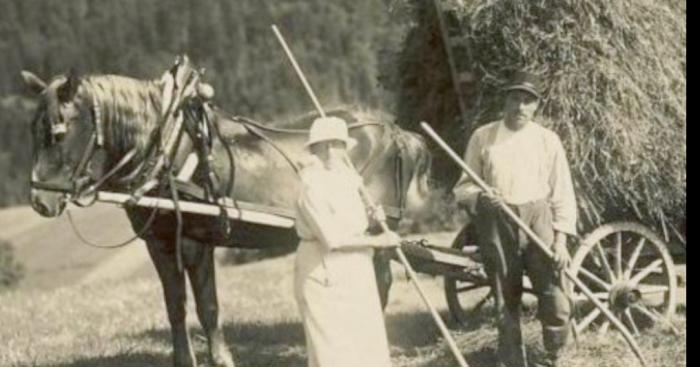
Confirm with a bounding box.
[384,0,686,237]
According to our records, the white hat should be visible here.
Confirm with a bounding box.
[305,116,357,149]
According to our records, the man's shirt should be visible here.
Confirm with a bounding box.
[453,120,577,235]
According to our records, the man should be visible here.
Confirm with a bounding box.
[453,71,576,367]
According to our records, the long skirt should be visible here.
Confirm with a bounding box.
[294,240,392,367]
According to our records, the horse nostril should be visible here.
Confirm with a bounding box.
[33,197,50,216]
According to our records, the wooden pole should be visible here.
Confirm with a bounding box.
[272,24,470,367]
[420,122,649,367]
[93,191,295,228]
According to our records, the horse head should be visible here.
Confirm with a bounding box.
[22,70,102,217]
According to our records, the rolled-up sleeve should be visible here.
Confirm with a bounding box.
[548,136,577,236]
[453,131,484,215]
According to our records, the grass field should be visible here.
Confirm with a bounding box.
[0,241,686,367]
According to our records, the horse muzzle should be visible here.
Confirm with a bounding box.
[30,181,69,217]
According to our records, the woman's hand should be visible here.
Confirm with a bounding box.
[376,231,401,248]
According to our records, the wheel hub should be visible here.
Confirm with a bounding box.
[609,283,642,311]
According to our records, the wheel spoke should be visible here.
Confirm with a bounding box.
[595,243,616,282]
[629,259,663,286]
[598,320,610,336]
[573,292,608,303]
[624,238,646,279]
[578,267,613,291]
[633,305,681,336]
[633,304,659,322]
[624,309,640,336]
[456,283,483,293]
[472,290,492,313]
[576,308,601,333]
[637,284,669,295]
[615,232,623,280]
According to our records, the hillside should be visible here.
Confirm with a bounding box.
[0,204,154,290]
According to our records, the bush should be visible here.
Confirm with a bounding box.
[0,240,24,290]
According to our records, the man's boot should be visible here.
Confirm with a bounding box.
[496,312,529,367]
[533,324,569,367]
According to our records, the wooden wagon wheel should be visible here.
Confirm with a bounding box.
[444,224,492,328]
[570,221,678,336]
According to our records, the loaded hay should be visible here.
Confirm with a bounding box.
[382,0,686,239]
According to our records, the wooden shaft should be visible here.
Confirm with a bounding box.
[272,25,469,367]
[365,186,469,367]
[396,249,469,366]
[93,191,295,228]
[432,0,470,126]
[420,122,648,367]
[272,25,327,118]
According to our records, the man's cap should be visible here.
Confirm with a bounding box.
[305,116,357,149]
[503,71,542,99]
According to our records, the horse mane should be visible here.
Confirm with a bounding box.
[78,75,161,152]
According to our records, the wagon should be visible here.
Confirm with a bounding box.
[399,219,681,336]
[94,187,681,337]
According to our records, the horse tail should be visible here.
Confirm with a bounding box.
[394,129,435,215]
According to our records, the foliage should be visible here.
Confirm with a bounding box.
[0,239,24,290]
[0,0,404,207]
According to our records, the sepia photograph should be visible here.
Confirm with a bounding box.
[0,0,686,366]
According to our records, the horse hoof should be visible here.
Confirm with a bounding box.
[211,349,235,367]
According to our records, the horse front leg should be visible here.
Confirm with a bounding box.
[183,238,235,367]
[146,237,196,367]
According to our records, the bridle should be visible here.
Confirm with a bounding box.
[30,96,137,206]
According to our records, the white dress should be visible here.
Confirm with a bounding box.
[294,158,392,367]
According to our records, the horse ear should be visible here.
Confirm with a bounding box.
[57,68,81,102]
[21,70,47,95]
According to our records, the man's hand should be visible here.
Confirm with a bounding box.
[482,188,505,209]
[552,233,571,270]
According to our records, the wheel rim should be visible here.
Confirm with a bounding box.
[570,222,677,335]
[444,225,491,328]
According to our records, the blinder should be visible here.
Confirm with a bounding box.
[31,94,108,203]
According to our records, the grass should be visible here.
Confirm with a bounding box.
[0,249,686,367]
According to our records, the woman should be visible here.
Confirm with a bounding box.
[294,116,399,367]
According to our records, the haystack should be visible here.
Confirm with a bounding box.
[383,0,686,238]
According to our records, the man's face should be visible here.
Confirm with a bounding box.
[504,89,539,127]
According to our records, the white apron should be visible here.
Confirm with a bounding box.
[293,160,392,367]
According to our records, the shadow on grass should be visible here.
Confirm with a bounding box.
[40,308,501,367]
[41,354,169,367]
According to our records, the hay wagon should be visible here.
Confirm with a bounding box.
[401,219,679,336]
[94,185,679,338]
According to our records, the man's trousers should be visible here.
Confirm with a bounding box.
[475,196,571,367]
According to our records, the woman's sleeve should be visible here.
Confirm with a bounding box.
[296,183,344,250]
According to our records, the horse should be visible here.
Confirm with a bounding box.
[22,69,434,367]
